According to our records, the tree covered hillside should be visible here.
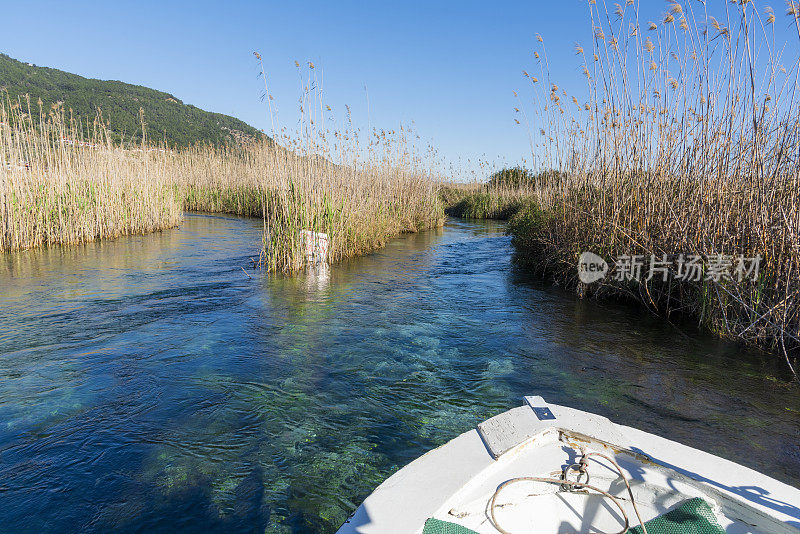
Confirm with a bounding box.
[0,53,264,147]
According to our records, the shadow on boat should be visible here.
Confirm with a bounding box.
[630,447,800,529]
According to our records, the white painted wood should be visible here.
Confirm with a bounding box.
[477,406,543,458]
[338,429,494,534]
[523,395,547,408]
[337,397,800,534]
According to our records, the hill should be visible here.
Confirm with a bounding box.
[0,53,264,148]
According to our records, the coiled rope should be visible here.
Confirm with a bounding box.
[488,450,649,534]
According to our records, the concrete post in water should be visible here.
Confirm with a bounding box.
[299,229,330,265]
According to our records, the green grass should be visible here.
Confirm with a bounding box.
[440,183,528,220]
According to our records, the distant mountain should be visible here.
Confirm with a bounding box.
[0,53,265,148]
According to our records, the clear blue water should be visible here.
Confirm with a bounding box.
[1,213,798,533]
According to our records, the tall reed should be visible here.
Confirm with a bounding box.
[175,138,443,271]
[0,97,181,252]
[244,59,444,271]
[440,181,533,219]
[510,1,800,377]
[1,81,444,273]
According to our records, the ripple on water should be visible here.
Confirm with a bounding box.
[0,214,798,533]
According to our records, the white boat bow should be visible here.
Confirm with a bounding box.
[337,396,800,534]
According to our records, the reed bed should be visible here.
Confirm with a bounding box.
[440,169,555,219]
[176,140,443,271]
[440,182,532,219]
[1,86,443,272]
[0,98,182,252]
[507,1,800,377]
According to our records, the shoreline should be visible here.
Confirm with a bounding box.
[441,186,800,383]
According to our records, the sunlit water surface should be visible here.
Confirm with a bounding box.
[1,214,798,533]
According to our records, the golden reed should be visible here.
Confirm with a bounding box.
[1,87,443,273]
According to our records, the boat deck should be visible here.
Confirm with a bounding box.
[337,397,800,534]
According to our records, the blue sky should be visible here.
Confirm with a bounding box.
[2,1,797,178]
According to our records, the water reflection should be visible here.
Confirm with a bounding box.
[0,214,797,533]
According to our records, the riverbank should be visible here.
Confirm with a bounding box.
[440,183,526,220]
[0,99,442,271]
[440,175,799,382]
[437,2,800,380]
[0,101,183,252]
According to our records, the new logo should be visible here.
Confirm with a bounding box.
[577,251,608,283]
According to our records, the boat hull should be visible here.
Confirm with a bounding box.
[337,396,800,534]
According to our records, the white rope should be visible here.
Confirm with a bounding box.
[584,451,649,534]
[487,450,649,534]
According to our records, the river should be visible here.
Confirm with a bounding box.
[1,213,798,533]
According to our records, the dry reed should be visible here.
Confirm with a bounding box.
[0,97,181,251]
[506,1,800,377]
[176,138,443,271]
[1,81,444,273]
